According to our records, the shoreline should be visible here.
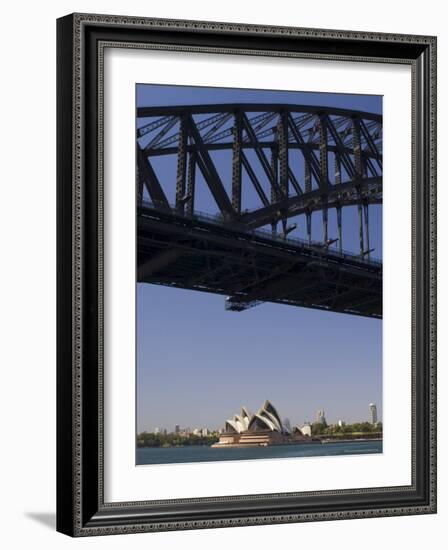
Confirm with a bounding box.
[211,439,320,449]
[319,437,383,444]
[137,438,382,450]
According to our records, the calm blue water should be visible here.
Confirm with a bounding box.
[136,440,382,465]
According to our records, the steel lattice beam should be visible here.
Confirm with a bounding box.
[136,102,383,318]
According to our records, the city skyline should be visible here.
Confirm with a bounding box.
[139,400,382,434]
[137,282,382,432]
[136,84,382,435]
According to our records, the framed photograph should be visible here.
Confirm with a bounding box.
[57,13,437,536]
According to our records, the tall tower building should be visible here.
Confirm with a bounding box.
[316,410,326,424]
[369,403,378,425]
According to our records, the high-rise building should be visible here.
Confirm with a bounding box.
[174,424,180,434]
[316,410,326,424]
[369,403,378,424]
[154,427,161,434]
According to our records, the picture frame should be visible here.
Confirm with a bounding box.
[56,12,437,536]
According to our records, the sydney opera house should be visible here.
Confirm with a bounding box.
[212,400,317,448]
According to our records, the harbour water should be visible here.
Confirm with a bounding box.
[136,440,382,465]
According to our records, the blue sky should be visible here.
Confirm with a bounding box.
[136,84,382,433]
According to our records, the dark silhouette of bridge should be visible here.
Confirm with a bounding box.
[137,103,382,318]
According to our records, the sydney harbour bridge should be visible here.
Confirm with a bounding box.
[136,103,382,319]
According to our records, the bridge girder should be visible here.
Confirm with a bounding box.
[136,102,383,317]
[137,207,382,318]
[137,103,382,231]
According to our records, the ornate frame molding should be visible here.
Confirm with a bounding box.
[57,13,437,537]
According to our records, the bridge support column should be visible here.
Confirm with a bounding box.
[335,153,342,252]
[337,206,342,253]
[305,160,312,244]
[364,202,371,259]
[306,210,312,245]
[323,208,328,246]
[186,151,196,217]
[270,146,278,235]
[304,159,311,193]
[278,110,289,235]
[353,117,365,256]
[232,111,242,213]
[175,115,187,214]
[137,166,143,207]
[358,199,365,256]
[352,117,363,177]
[319,115,329,245]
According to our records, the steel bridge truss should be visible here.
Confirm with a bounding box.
[136,103,382,318]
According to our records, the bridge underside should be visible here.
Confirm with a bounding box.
[137,206,382,319]
[137,103,382,319]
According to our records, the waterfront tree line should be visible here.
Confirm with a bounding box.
[137,432,219,448]
[137,421,382,447]
[311,421,383,438]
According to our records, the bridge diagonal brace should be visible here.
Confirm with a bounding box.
[241,152,270,207]
[186,114,235,217]
[137,145,170,210]
[241,113,285,200]
[324,115,357,180]
[201,113,232,141]
[144,117,178,151]
[288,168,303,195]
[137,115,174,139]
[359,118,382,169]
[287,114,322,186]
